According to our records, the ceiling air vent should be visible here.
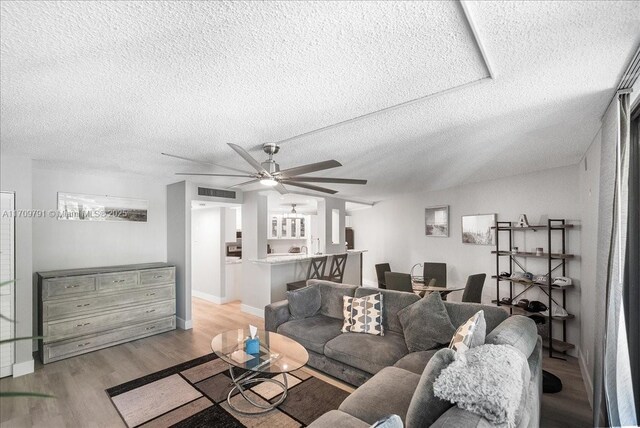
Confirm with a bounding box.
[197,187,236,199]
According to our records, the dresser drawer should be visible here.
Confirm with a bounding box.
[43,316,176,363]
[42,276,96,300]
[97,272,139,292]
[43,285,175,321]
[44,299,175,342]
[139,268,175,286]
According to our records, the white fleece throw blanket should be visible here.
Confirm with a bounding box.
[433,344,530,426]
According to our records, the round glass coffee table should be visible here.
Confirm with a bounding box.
[211,328,309,414]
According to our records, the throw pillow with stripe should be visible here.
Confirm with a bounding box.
[342,293,384,336]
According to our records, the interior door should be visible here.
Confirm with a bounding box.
[0,191,15,377]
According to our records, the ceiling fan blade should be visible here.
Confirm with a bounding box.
[227,143,270,176]
[282,181,338,195]
[282,176,367,185]
[175,172,255,177]
[161,152,252,175]
[274,182,289,195]
[228,178,261,188]
[278,160,342,178]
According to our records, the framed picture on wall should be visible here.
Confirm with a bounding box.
[57,192,148,222]
[425,205,449,237]
[461,213,496,245]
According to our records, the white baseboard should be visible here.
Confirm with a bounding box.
[192,290,230,305]
[176,317,193,330]
[362,279,378,288]
[240,304,264,318]
[578,347,593,408]
[12,358,34,377]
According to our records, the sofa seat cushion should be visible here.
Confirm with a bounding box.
[339,366,420,425]
[277,315,343,354]
[392,349,440,375]
[325,331,409,374]
[307,410,369,428]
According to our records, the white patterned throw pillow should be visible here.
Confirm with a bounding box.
[449,310,486,353]
[342,293,384,336]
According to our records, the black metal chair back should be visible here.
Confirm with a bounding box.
[423,262,447,287]
[462,273,486,303]
[384,272,413,293]
[375,263,391,289]
[325,253,348,283]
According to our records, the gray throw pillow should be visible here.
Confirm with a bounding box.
[287,286,321,320]
[398,292,456,352]
[448,310,486,353]
[405,348,456,427]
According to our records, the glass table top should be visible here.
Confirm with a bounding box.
[211,328,309,374]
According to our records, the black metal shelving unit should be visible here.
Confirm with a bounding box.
[491,219,575,358]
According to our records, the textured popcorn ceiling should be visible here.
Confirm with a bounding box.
[1,1,639,200]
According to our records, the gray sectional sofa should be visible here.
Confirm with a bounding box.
[264,279,542,427]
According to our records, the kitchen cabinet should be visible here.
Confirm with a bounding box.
[267,215,308,239]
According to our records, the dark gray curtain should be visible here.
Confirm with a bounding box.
[623,105,639,422]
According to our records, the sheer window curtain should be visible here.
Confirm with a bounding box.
[593,92,638,427]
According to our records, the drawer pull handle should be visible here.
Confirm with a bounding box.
[76,303,91,308]
[146,293,156,296]
[65,284,80,289]
[113,279,126,283]
[77,342,91,347]
[153,275,164,279]
[146,309,156,313]
[145,326,155,330]
[76,322,90,327]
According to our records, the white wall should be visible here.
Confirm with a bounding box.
[578,131,601,404]
[31,167,167,271]
[191,207,224,299]
[351,165,582,354]
[0,155,34,375]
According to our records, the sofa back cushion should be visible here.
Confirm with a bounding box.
[287,286,321,320]
[406,348,456,427]
[307,280,359,319]
[355,288,420,334]
[485,315,538,357]
[444,302,508,332]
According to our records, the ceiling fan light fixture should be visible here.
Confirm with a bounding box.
[260,178,278,186]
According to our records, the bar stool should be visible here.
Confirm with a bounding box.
[286,256,328,291]
[322,253,348,283]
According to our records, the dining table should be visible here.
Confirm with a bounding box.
[411,276,465,298]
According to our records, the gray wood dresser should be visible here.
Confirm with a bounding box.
[37,262,176,364]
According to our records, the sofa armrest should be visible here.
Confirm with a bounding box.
[431,406,495,427]
[265,300,290,332]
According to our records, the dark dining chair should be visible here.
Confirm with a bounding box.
[384,272,413,293]
[375,263,391,289]
[287,256,328,291]
[462,273,486,303]
[323,253,348,283]
[423,262,447,287]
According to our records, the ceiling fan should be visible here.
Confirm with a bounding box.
[162,143,367,195]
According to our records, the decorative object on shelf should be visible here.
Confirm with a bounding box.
[492,219,576,358]
[462,214,496,245]
[517,214,530,228]
[57,192,148,222]
[511,246,519,253]
[425,205,449,237]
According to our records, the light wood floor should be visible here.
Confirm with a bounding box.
[0,298,592,427]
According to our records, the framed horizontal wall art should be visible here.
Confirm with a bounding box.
[461,213,496,245]
[425,205,449,237]
[57,192,148,222]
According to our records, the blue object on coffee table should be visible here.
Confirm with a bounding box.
[245,337,260,354]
